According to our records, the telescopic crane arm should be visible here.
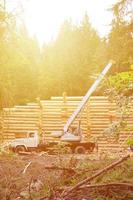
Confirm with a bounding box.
[63,61,113,133]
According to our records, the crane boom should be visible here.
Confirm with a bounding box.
[63,61,113,133]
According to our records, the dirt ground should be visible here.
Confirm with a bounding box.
[0,152,133,200]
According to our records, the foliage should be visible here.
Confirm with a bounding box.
[107,0,133,72]
[104,69,133,137]
[108,71,133,94]
[103,0,133,137]
[126,137,133,145]
[0,6,40,107]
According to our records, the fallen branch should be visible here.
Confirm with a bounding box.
[80,182,133,190]
[44,166,98,173]
[44,166,94,174]
[44,166,76,173]
[61,154,130,199]
[59,182,133,196]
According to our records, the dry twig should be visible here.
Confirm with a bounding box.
[22,161,32,174]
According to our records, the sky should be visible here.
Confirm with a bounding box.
[6,0,118,44]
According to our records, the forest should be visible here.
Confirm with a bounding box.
[0,1,133,200]
[0,0,133,109]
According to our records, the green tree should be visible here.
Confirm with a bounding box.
[104,0,133,139]
[107,0,133,72]
[0,7,41,107]
[40,14,104,98]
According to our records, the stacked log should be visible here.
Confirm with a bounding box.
[1,96,133,151]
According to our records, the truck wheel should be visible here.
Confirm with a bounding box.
[15,146,26,153]
[74,146,86,154]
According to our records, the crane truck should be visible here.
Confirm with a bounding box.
[10,61,113,154]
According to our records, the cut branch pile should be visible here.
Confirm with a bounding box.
[45,154,132,200]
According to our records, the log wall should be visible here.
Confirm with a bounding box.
[0,96,133,151]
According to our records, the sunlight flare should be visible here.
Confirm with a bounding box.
[23,0,116,44]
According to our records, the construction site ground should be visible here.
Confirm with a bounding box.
[0,151,133,200]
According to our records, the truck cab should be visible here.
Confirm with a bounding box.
[10,131,39,153]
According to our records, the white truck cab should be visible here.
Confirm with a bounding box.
[10,131,39,153]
